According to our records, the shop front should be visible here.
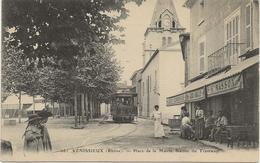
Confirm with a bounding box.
[167,55,259,125]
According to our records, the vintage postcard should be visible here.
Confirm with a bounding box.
[1,0,259,162]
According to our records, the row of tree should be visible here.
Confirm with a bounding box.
[2,0,144,125]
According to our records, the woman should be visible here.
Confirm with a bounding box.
[152,105,166,138]
[37,109,53,151]
[195,105,204,140]
[23,114,44,153]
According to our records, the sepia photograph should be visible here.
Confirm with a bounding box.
[0,0,259,162]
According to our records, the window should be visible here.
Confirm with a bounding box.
[199,41,205,73]
[225,8,240,65]
[162,37,166,46]
[172,21,176,28]
[158,21,162,28]
[168,37,172,45]
[246,3,252,49]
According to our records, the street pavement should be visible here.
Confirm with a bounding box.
[1,117,219,155]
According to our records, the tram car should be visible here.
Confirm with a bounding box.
[111,92,137,123]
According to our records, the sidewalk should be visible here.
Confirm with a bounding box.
[198,139,259,151]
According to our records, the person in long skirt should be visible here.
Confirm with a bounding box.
[23,114,44,153]
[152,105,166,138]
[195,105,204,140]
[37,109,53,151]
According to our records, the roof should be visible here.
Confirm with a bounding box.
[2,94,34,105]
[130,68,143,80]
[27,103,46,111]
[150,0,181,27]
[141,49,159,73]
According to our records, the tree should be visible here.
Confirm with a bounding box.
[2,37,40,122]
[2,0,144,66]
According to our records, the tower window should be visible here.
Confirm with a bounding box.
[162,37,166,46]
[168,37,172,45]
[172,21,176,28]
[158,21,162,28]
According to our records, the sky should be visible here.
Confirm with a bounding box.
[113,0,190,85]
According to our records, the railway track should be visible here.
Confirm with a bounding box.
[54,122,138,153]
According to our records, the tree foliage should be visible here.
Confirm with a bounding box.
[2,0,143,103]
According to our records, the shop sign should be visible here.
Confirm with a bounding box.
[206,74,243,97]
[166,93,185,106]
[185,87,205,102]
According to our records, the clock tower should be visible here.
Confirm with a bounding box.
[142,0,183,66]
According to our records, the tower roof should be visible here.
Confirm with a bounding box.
[150,0,181,28]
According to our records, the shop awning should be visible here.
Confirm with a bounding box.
[206,55,259,97]
[167,55,259,106]
[166,78,207,106]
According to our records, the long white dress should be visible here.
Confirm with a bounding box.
[152,110,165,138]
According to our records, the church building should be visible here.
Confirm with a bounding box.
[140,0,185,122]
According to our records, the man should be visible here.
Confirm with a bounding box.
[37,109,53,151]
[151,105,166,138]
[23,114,44,153]
[181,112,194,139]
[209,111,228,141]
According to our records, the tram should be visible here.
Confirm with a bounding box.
[110,91,137,123]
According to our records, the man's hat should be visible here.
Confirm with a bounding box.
[25,114,41,122]
[37,109,53,118]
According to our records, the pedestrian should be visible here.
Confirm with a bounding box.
[23,114,44,153]
[37,109,53,151]
[181,112,195,139]
[194,104,204,140]
[151,105,166,138]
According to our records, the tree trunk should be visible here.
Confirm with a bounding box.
[81,93,86,123]
[18,91,22,123]
[52,101,55,118]
[33,95,35,114]
[74,91,78,128]
[90,94,93,119]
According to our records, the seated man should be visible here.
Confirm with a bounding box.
[181,112,195,139]
[204,110,215,140]
[209,111,228,142]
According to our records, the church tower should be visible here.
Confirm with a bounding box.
[143,0,183,66]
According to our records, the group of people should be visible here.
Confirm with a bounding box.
[23,109,52,154]
[180,104,228,142]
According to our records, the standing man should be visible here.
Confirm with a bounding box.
[37,109,53,151]
[151,105,166,138]
[195,104,204,140]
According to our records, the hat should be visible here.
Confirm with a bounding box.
[25,114,41,122]
[37,109,53,118]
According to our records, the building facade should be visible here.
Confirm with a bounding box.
[167,0,259,128]
[130,69,143,116]
[140,0,185,123]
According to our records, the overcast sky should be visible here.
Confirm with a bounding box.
[113,0,190,85]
